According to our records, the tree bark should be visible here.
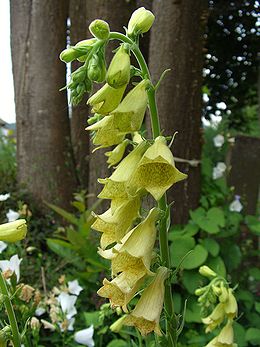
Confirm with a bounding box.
[69,0,89,189]
[85,0,137,208]
[10,0,77,210]
[149,0,208,223]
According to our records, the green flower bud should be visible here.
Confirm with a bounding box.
[89,19,110,40]
[127,7,155,37]
[105,139,129,167]
[0,219,27,242]
[0,326,11,346]
[60,47,81,63]
[106,45,130,88]
[199,266,217,278]
[88,53,106,83]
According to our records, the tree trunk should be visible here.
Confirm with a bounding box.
[69,0,89,189]
[10,0,77,210]
[149,0,208,224]
[85,0,137,209]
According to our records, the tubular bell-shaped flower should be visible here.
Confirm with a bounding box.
[130,136,187,200]
[97,272,144,312]
[124,266,168,336]
[86,115,126,148]
[87,83,126,114]
[98,208,159,281]
[202,303,226,332]
[98,141,148,202]
[92,196,141,249]
[109,79,149,132]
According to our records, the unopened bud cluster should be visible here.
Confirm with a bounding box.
[196,266,238,347]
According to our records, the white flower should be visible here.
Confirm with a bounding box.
[213,134,225,148]
[212,162,226,180]
[35,307,46,317]
[58,292,77,319]
[74,325,95,346]
[0,193,10,201]
[229,196,243,213]
[0,254,22,281]
[0,241,7,253]
[6,209,20,222]
[68,279,83,296]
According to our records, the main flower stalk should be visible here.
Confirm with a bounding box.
[109,31,177,346]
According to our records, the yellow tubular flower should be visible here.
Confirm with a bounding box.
[129,136,187,200]
[110,79,149,132]
[92,196,141,249]
[86,116,126,149]
[98,208,159,282]
[0,219,27,242]
[224,289,238,318]
[87,83,126,114]
[202,303,226,332]
[124,266,169,336]
[217,320,235,346]
[105,139,129,168]
[98,141,148,202]
[107,45,131,89]
[97,272,144,312]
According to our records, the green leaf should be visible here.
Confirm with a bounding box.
[233,322,247,347]
[107,340,128,347]
[172,292,182,313]
[46,202,78,225]
[185,298,201,323]
[201,238,220,256]
[190,207,225,234]
[182,270,206,294]
[236,289,254,310]
[206,256,226,277]
[207,207,225,227]
[255,301,260,313]
[84,311,102,328]
[249,268,260,280]
[221,243,242,271]
[171,236,196,267]
[182,223,199,237]
[182,245,208,270]
[67,228,87,249]
[245,328,260,345]
[245,215,260,235]
[47,238,75,257]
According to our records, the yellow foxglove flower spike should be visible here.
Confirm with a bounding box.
[109,79,149,133]
[98,208,159,283]
[0,219,27,242]
[105,139,129,168]
[129,136,187,200]
[92,196,141,249]
[97,272,144,312]
[124,266,169,336]
[107,45,131,89]
[98,141,148,204]
[87,83,126,114]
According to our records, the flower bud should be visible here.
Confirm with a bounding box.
[105,139,129,168]
[87,53,106,83]
[107,45,130,88]
[110,316,126,333]
[60,47,78,63]
[195,287,207,296]
[199,266,217,279]
[0,219,27,242]
[127,7,155,37]
[89,19,110,40]
[31,317,41,330]
[0,326,11,347]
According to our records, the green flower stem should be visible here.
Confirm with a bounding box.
[0,271,21,347]
[109,32,177,346]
